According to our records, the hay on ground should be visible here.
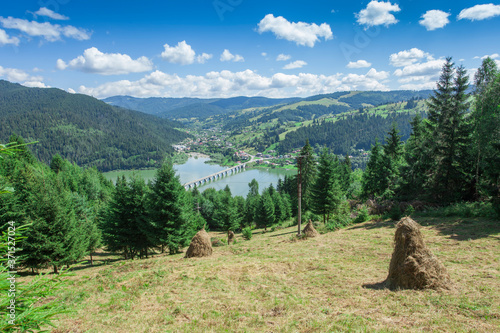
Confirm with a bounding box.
[386,217,451,290]
[185,229,212,258]
[302,220,319,238]
[227,230,235,244]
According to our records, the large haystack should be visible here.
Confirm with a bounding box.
[185,229,213,258]
[387,217,451,290]
[302,220,319,238]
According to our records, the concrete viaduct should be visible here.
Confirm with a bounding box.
[183,163,249,190]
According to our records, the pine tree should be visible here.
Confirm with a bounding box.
[311,148,342,223]
[426,58,472,203]
[258,191,275,231]
[381,123,403,199]
[147,161,194,254]
[361,139,384,199]
[472,58,499,197]
[298,140,317,211]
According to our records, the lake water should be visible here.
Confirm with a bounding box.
[103,157,296,197]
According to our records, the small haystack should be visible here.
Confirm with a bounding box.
[302,220,319,238]
[185,229,213,258]
[386,217,451,290]
[227,230,235,244]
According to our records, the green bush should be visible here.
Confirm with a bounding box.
[242,227,252,240]
[326,202,353,231]
[389,204,402,221]
[417,201,497,219]
[354,205,369,223]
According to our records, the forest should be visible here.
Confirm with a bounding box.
[0,81,189,171]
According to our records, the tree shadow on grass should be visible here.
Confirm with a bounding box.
[347,216,500,241]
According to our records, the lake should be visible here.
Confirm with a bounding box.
[103,157,296,196]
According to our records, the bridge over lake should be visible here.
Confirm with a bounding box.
[183,162,250,190]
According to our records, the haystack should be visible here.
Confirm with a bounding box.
[227,230,235,244]
[302,220,319,238]
[386,217,451,290]
[185,229,212,258]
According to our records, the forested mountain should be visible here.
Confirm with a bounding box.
[103,95,301,120]
[278,112,425,155]
[0,80,189,171]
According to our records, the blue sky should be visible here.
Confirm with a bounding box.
[1,0,499,98]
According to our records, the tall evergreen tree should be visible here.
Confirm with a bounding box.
[381,123,403,199]
[147,161,195,254]
[425,58,472,202]
[298,139,317,211]
[311,148,342,223]
[361,139,384,199]
[257,191,275,231]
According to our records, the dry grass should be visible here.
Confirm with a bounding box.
[38,216,499,332]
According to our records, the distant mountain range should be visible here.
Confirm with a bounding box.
[103,95,303,119]
[0,80,189,171]
[103,90,434,121]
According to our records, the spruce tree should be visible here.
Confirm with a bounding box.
[361,139,384,199]
[148,161,194,254]
[311,148,342,223]
[381,123,403,199]
[298,140,317,211]
[426,58,472,203]
[258,191,275,231]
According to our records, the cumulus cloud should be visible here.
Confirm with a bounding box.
[458,4,500,21]
[392,58,446,90]
[347,60,372,68]
[56,47,153,75]
[0,16,90,41]
[77,67,393,99]
[389,48,432,67]
[34,7,69,20]
[161,41,195,65]
[283,60,307,70]
[0,29,19,46]
[257,14,333,47]
[197,53,213,64]
[220,49,244,62]
[0,65,47,87]
[419,10,450,30]
[356,1,401,28]
[276,54,291,61]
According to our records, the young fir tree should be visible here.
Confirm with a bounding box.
[400,114,433,200]
[244,179,260,226]
[361,139,384,199]
[340,153,353,195]
[311,148,342,223]
[147,161,194,254]
[258,191,275,231]
[381,123,403,199]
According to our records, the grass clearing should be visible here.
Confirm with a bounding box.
[38,217,500,332]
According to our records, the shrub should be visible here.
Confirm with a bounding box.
[210,237,226,247]
[389,204,402,221]
[354,205,369,223]
[242,227,252,240]
[326,202,352,231]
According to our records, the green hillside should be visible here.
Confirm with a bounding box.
[0,80,189,171]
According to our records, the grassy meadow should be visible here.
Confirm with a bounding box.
[42,216,499,332]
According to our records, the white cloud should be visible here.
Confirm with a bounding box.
[347,60,372,68]
[283,60,307,70]
[389,48,432,67]
[342,68,390,90]
[261,52,267,57]
[458,4,500,21]
[197,53,213,64]
[480,53,499,60]
[220,49,244,62]
[77,68,393,99]
[0,65,47,87]
[56,47,153,75]
[257,14,333,47]
[356,1,401,28]
[276,54,291,61]
[0,16,90,41]
[419,10,450,30]
[161,41,196,65]
[0,29,19,46]
[34,7,69,20]
[393,58,446,90]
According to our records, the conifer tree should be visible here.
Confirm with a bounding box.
[381,123,403,199]
[258,191,275,231]
[298,140,317,211]
[311,148,342,223]
[361,139,384,199]
[426,58,472,202]
[148,161,194,254]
